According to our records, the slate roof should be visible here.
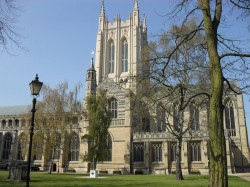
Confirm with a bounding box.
[0,105,30,116]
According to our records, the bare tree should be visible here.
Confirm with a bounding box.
[136,21,209,180]
[151,1,250,186]
[0,0,20,52]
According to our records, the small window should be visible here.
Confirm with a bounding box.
[108,99,117,119]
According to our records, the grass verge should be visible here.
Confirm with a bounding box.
[0,171,249,187]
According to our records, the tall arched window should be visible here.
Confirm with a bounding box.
[8,120,13,127]
[54,133,61,159]
[142,117,150,132]
[121,39,128,72]
[152,142,162,162]
[190,103,200,131]
[72,116,78,124]
[2,120,6,128]
[32,133,43,160]
[2,133,12,160]
[134,143,144,162]
[15,119,19,127]
[225,100,236,136]
[8,119,13,127]
[17,133,27,160]
[104,133,112,161]
[108,40,115,73]
[49,132,61,160]
[21,119,26,128]
[170,142,177,162]
[108,99,117,118]
[68,133,80,161]
[157,105,166,132]
[190,141,201,161]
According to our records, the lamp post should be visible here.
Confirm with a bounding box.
[26,74,43,187]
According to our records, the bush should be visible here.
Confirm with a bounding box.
[31,166,40,171]
[135,169,143,175]
[113,170,122,174]
[99,170,108,174]
[66,168,76,173]
[0,164,8,170]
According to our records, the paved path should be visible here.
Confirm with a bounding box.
[230,173,250,181]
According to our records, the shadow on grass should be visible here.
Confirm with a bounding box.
[183,175,208,180]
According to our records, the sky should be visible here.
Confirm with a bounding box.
[1,0,250,142]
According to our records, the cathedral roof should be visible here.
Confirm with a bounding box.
[0,105,30,116]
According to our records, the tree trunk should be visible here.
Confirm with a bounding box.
[176,139,184,180]
[198,0,228,186]
[48,148,55,174]
[209,77,227,187]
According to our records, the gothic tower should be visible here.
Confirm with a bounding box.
[82,0,150,174]
[95,0,148,90]
[85,58,96,96]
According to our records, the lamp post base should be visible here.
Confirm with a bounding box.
[90,170,98,178]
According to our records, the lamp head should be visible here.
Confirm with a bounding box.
[29,74,43,96]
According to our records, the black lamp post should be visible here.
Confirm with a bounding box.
[26,74,43,187]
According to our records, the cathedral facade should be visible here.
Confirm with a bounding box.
[0,1,250,175]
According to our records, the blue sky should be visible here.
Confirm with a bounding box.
[1,0,173,105]
[1,0,250,141]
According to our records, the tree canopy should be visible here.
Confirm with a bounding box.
[34,82,82,173]
[83,89,112,166]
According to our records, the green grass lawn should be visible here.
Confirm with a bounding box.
[0,171,249,187]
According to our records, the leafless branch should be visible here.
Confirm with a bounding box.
[229,0,250,10]
[220,53,250,59]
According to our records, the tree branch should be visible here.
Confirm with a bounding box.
[223,76,241,94]
[229,0,250,10]
[220,53,250,59]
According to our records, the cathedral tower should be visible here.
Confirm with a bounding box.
[95,0,148,90]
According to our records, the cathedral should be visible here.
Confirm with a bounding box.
[0,0,250,175]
